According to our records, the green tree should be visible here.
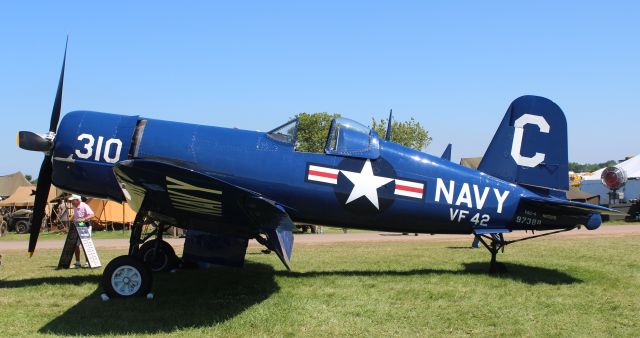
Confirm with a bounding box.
[371,117,431,151]
[294,112,432,153]
[568,160,617,172]
[295,112,341,153]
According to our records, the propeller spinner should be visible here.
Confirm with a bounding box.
[18,37,67,256]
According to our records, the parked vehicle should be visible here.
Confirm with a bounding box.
[3,209,33,234]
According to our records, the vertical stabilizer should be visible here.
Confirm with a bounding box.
[478,95,568,191]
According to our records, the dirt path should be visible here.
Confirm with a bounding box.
[2,225,639,252]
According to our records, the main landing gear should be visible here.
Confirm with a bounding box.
[101,210,179,298]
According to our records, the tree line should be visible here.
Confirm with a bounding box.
[569,160,617,173]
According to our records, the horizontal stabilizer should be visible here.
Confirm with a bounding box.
[522,196,621,216]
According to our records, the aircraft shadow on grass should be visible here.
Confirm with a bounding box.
[38,262,279,336]
[277,262,583,286]
[34,261,580,335]
[0,275,100,289]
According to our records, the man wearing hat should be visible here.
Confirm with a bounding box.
[68,194,95,268]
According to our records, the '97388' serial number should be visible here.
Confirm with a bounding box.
[515,216,542,226]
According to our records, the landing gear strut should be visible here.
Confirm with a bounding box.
[102,208,178,298]
[474,227,578,274]
[474,233,508,274]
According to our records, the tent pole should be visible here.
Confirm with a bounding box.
[102,200,107,230]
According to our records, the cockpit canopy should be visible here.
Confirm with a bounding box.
[267,119,297,144]
[267,117,380,159]
[325,118,380,159]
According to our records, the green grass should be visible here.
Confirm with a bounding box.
[0,230,133,241]
[0,235,638,337]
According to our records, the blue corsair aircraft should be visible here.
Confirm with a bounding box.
[19,44,617,298]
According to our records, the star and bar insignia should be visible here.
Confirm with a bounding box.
[306,159,424,210]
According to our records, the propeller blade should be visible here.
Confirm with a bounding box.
[28,156,53,255]
[49,36,68,133]
[28,38,68,255]
[17,131,52,152]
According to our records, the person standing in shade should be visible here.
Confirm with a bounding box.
[57,200,70,232]
[68,195,95,268]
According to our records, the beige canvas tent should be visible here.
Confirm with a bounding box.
[87,198,136,228]
[0,185,65,208]
[0,172,31,198]
[460,157,482,170]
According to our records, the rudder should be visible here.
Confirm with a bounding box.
[478,95,568,191]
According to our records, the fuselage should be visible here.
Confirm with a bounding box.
[50,111,566,234]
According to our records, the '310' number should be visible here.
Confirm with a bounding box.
[75,134,123,163]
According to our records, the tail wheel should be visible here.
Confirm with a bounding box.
[15,220,30,234]
[138,239,178,272]
[102,255,152,298]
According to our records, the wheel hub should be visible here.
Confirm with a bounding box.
[144,249,168,271]
[111,265,142,296]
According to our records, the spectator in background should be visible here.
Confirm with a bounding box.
[57,200,70,232]
[68,195,94,268]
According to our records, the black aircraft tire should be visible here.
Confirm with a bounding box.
[138,240,178,272]
[15,220,30,234]
[102,255,152,298]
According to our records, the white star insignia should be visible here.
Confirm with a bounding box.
[340,159,393,209]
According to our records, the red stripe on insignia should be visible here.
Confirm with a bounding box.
[308,170,338,179]
[395,184,423,193]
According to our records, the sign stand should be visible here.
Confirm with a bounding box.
[57,222,102,269]
[57,225,78,269]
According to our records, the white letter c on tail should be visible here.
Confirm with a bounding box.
[510,114,549,168]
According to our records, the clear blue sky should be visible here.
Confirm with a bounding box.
[1,1,638,178]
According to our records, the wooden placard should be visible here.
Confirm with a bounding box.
[56,223,102,269]
[57,225,79,269]
[77,226,101,268]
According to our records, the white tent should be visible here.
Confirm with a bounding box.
[582,154,640,180]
